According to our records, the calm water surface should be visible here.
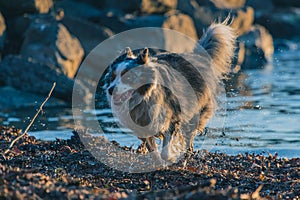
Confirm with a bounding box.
[1,43,300,158]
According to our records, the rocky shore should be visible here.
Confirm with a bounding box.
[0,0,297,107]
[0,126,299,199]
[0,1,299,199]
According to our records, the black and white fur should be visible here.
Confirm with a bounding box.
[102,22,236,163]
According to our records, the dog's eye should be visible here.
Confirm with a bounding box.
[121,69,128,76]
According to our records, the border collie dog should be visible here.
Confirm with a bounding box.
[103,22,236,163]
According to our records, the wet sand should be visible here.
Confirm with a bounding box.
[0,126,299,199]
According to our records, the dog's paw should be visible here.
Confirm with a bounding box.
[136,142,148,154]
[150,150,167,168]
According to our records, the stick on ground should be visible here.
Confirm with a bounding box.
[2,82,56,156]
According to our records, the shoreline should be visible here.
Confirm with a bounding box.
[1,126,299,199]
[28,129,300,159]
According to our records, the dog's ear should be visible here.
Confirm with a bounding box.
[120,47,134,57]
[137,48,149,64]
[125,47,134,58]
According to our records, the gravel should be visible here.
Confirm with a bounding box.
[0,126,299,199]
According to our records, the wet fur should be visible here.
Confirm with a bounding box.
[103,22,236,163]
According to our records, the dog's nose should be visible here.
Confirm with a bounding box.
[108,86,115,95]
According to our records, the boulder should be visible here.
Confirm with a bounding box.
[239,25,274,69]
[246,0,274,17]
[230,6,254,36]
[0,55,76,101]
[140,0,178,14]
[0,0,53,17]
[272,0,300,8]
[90,12,130,34]
[2,14,31,56]
[61,16,114,54]
[162,11,198,40]
[177,0,207,36]
[0,12,6,54]
[72,0,105,9]
[103,0,177,14]
[123,12,198,40]
[177,0,254,37]
[20,15,84,78]
[210,0,246,9]
[231,41,245,73]
[256,7,300,39]
[54,0,102,21]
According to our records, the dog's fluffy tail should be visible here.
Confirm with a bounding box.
[194,21,236,78]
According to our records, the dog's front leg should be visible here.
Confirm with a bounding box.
[140,136,164,165]
[143,136,157,152]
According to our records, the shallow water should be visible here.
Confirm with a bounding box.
[1,42,300,158]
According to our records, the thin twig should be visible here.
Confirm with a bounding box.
[2,82,56,156]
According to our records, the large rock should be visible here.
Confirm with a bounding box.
[256,7,300,39]
[239,25,274,69]
[272,0,300,8]
[62,16,114,54]
[54,0,103,21]
[177,0,207,36]
[91,12,129,34]
[0,55,76,101]
[140,0,178,14]
[162,11,198,39]
[210,0,246,9]
[104,0,177,14]
[124,12,198,40]
[0,0,53,17]
[177,0,254,37]
[20,15,84,78]
[230,6,254,36]
[0,12,6,54]
[2,14,32,56]
[246,0,274,16]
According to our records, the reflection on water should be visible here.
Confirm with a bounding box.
[1,43,300,157]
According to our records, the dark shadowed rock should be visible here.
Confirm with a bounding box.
[256,7,300,39]
[246,0,274,17]
[2,14,32,56]
[140,0,178,14]
[210,0,246,9]
[62,16,114,54]
[20,15,84,78]
[0,12,6,53]
[0,0,53,17]
[73,0,105,9]
[239,25,274,69]
[90,11,129,34]
[177,0,254,37]
[103,0,177,14]
[0,55,75,101]
[54,0,102,21]
[103,0,140,13]
[272,0,300,8]
[124,11,198,40]
[177,0,207,36]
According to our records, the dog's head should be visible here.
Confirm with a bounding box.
[103,47,157,107]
